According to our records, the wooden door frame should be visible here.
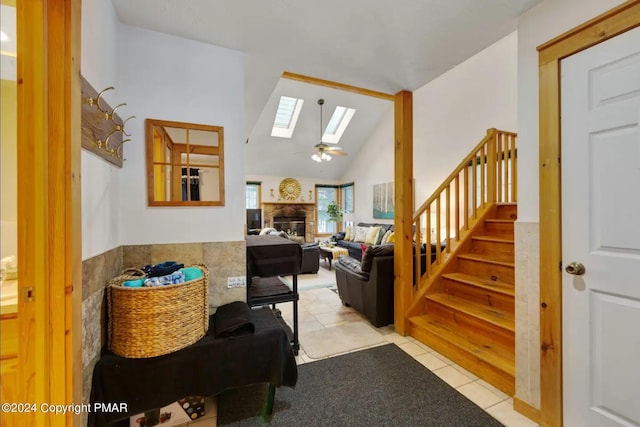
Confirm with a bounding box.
[17,0,82,424]
[537,1,640,426]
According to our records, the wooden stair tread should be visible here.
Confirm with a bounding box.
[471,235,514,244]
[442,272,514,297]
[457,253,515,268]
[426,293,515,332]
[409,314,515,376]
[484,218,515,224]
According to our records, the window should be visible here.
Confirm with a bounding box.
[316,185,338,234]
[246,182,260,209]
[340,183,354,214]
[322,106,356,144]
[271,96,304,138]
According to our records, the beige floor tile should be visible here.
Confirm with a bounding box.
[456,381,505,409]
[413,340,436,353]
[384,332,411,345]
[476,378,511,401]
[450,363,479,380]
[432,365,475,388]
[431,351,455,366]
[485,400,539,427]
[397,341,429,357]
[305,302,335,315]
[414,352,448,370]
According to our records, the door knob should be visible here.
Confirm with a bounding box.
[565,262,585,276]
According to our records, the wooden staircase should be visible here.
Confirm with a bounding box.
[408,203,516,394]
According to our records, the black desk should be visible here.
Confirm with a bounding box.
[89,307,297,426]
[245,235,302,354]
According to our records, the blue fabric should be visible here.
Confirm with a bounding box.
[144,270,185,287]
[122,279,145,287]
[181,267,203,281]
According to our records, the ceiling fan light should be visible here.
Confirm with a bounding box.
[311,153,321,162]
[322,153,331,161]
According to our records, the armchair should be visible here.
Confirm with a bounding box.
[334,244,395,327]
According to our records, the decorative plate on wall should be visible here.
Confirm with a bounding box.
[279,178,301,201]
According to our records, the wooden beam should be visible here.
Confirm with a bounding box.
[282,71,395,101]
[536,2,640,426]
[393,90,413,335]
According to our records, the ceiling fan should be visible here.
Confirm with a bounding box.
[311,99,348,162]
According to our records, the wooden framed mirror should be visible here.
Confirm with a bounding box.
[145,119,225,206]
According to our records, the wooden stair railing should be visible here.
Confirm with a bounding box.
[409,128,517,304]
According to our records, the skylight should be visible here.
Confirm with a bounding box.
[271,96,304,138]
[322,106,356,144]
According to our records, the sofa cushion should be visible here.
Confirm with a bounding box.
[353,226,368,243]
[344,226,354,241]
[336,256,369,280]
[365,226,382,244]
[360,243,394,272]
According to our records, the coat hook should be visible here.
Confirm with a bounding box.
[114,115,136,136]
[95,128,119,149]
[103,102,127,121]
[86,86,114,111]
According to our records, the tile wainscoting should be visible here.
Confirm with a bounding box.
[514,221,540,410]
[81,240,246,423]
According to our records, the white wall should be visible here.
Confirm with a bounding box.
[340,114,395,224]
[117,25,245,245]
[517,0,625,222]
[413,31,518,203]
[341,32,518,224]
[81,0,122,260]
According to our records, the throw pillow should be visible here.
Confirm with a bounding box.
[360,243,368,255]
[353,226,368,243]
[381,229,393,244]
[386,231,395,243]
[365,226,382,245]
[344,225,353,241]
[375,227,388,245]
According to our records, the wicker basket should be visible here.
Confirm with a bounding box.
[107,264,209,358]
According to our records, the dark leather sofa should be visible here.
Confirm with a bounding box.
[334,244,395,327]
[260,230,320,274]
[300,242,320,274]
[331,222,393,261]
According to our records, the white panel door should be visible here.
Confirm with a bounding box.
[561,26,640,427]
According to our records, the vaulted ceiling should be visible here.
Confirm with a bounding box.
[112,0,540,179]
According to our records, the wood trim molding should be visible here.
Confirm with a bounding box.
[393,90,413,335]
[514,397,541,424]
[537,2,640,426]
[282,71,395,101]
[17,0,82,424]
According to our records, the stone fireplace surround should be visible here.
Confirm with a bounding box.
[262,202,316,243]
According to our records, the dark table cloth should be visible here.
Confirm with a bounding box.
[245,235,302,278]
[89,306,297,426]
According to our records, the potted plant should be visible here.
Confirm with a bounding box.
[326,201,343,224]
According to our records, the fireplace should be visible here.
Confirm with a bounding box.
[262,203,316,242]
[273,216,305,238]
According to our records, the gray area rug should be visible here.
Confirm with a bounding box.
[218,343,504,426]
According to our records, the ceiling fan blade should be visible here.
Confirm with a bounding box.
[326,150,348,156]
